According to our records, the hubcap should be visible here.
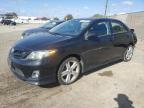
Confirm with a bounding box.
[125,46,133,60]
[61,60,80,83]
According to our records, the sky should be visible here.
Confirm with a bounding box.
[0,0,143,18]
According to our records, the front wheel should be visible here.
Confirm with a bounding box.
[123,45,134,62]
[57,57,81,85]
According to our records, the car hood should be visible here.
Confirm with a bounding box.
[14,32,72,50]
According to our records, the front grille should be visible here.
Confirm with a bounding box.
[12,48,31,59]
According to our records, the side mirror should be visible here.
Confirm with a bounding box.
[86,31,97,40]
[130,29,135,33]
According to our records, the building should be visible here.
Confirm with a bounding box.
[14,16,50,24]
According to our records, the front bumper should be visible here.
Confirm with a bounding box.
[8,56,58,85]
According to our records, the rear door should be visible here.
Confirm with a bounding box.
[110,20,130,57]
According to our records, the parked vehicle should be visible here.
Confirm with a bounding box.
[1,19,16,25]
[0,18,2,23]
[21,20,64,38]
[8,18,137,85]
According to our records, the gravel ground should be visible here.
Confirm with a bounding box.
[0,24,144,108]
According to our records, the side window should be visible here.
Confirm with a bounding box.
[111,21,127,34]
[88,21,109,37]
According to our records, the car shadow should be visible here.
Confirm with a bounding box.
[114,94,135,108]
[39,82,60,88]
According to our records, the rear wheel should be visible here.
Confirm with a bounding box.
[57,57,81,85]
[123,45,134,62]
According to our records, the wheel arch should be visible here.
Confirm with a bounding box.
[56,54,84,75]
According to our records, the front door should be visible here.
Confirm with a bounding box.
[83,20,114,69]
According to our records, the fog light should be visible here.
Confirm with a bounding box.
[31,70,40,79]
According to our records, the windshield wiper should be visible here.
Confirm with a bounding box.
[48,31,63,35]
[48,31,73,37]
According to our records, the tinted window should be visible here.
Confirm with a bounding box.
[111,21,127,34]
[88,21,109,37]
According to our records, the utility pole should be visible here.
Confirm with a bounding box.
[104,0,109,17]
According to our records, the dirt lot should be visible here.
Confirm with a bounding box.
[0,24,144,108]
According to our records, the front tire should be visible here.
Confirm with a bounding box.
[123,45,134,62]
[57,57,81,85]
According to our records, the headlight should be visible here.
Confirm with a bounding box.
[26,50,57,60]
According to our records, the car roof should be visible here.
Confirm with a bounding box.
[75,18,122,22]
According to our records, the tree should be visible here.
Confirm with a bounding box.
[64,14,73,21]
[92,14,104,18]
[5,12,18,19]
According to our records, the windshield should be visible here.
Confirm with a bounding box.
[49,19,91,36]
[41,21,58,29]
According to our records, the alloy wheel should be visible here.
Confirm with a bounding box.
[58,57,81,85]
[124,45,134,61]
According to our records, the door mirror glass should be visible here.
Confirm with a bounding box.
[130,29,134,32]
[87,31,97,39]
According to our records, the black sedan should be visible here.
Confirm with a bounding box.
[8,18,137,85]
[21,20,64,38]
[1,19,16,25]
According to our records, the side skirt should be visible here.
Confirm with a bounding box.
[82,57,122,74]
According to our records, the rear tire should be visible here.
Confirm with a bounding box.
[123,45,134,62]
[57,57,81,85]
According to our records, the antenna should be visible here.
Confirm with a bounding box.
[104,0,109,17]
